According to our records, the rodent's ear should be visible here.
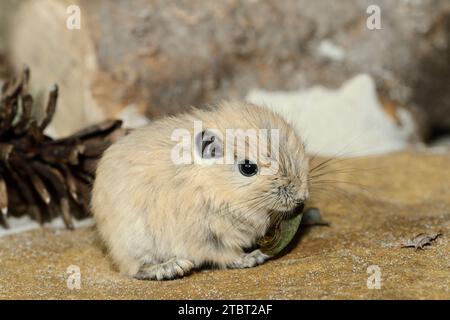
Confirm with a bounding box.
[195,129,223,159]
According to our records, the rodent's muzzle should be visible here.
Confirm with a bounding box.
[280,200,305,220]
[294,201,305,214]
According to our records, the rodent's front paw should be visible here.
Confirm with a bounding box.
[134,258,194,281]
[227,249,269,269]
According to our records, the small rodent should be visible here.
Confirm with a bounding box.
[92,101,309,280]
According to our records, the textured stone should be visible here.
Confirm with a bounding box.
[6,0,450,137]
[1,151,449,299]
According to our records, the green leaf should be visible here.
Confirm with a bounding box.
[258,212,303,257]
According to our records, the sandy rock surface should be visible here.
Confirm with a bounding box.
[1,151,449,299]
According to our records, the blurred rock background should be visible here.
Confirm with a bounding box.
[0,0,13,79]
[1,1,449,299]
[0,0,449,142]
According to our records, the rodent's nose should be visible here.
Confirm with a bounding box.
[294,200,305,213]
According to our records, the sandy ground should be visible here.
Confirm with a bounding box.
[0,151,449,299]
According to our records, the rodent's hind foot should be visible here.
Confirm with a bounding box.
[134,258,194,281]
[227,249,269,269]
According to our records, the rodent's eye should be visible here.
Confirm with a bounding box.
[238,159,258,177]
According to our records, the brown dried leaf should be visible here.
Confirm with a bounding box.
[82,139,112,158]
[74,171,94,184]
[28,170,51,205]
[0,67,124,228]
[39,84,58,131]
[81,158,98,176]
[13,154,51,205]
[60,197,74,230]
[40,143,79,165]
[32,162,65,191]
[401,232,442,250]
[31,162,74,229]
[74,179,91,214]
[69,119,123,140]
[57,165,79,203]
[13,94,33,135]
[6,165,43,224]
[0,99,18,136]
[0,143,13,163]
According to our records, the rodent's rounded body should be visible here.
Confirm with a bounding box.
[92,101,309,280]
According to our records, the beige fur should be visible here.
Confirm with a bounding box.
[92,101,309,280]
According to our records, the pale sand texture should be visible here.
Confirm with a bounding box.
[1,151,449,299]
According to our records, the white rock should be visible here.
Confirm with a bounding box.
[246,74,417,157]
